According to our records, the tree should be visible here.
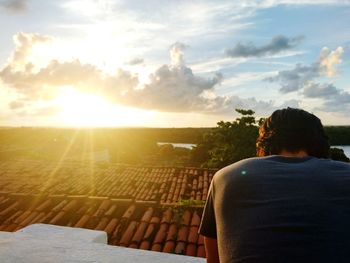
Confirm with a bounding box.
[191,109,260,168]
[329,147,350,162]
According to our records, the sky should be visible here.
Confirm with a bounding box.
[0,0,350,127]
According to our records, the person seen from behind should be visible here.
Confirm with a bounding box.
[199,107,350,263]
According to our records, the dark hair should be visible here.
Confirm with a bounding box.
[256,108,329,158]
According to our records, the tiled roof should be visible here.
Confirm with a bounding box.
[0,160,217,258]
[0,160,216,203]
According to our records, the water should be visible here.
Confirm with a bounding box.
[332,145,350,158]
[157,143,350,157]
[157,142,197,149]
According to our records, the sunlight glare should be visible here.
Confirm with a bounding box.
[56,86,154,127]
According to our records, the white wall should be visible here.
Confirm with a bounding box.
[0,224,205,263]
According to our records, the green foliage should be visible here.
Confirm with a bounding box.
[329,147,350,162]
[2,126,349,166]
[325,126,350,145]
[171,199,205,233]
[191,109,259,169]
[177,198,206,206]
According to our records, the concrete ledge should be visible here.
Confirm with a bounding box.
[0,224,205,263]
[15,224,107,244]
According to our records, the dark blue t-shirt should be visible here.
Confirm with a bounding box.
[199,156,350,263]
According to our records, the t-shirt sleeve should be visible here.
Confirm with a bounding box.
[198,179,217,238]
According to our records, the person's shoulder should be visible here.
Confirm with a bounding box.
[223,156,274,171]
[316,158,350,170]
[213,156,270,182]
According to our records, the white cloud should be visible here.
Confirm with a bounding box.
[225,35,303,58]
[1,35,280,116]
[222,71,277,88]
[0,0,27,13]
[126,57,144,65]
[170,42,188,67]
[303,82,350,112]
[319,46,344,77]
[125,64,223,112]
[267,46,344,93]
[9,32,52,67]
[9,100,26,109]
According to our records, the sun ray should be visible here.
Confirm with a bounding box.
[37,129,80,195]
[88,129,96,196]
[54,86,155,127]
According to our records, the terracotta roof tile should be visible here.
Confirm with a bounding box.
[35,199,52,212]
[151,243,162,252]
[187,226,199,243]
[105,203,117,216]
[104,218,119,235]
[165,223,177,242]
[95,217,109,231]
[0,201,19,216]
[74,214,90,228]
[181,210,192,226]
[190,211,201,227]
[143,218,159,241]
[122,205,136,219]
[149,216,160,225]
[198,234,204,245]
[18,211,39,227]
[175,241,186,254]
[163,240,175,253]
[197,245,206,258]
[139,240,151,250]
[93,199,111,217]
[177,225,189,242]
[129,243,138,249]
[140,207,153,222]
[160,208,172,224]
[0,161,216,259]
[4,223,18,232]
[153,223,168,244]
[131,220,148,243]
[186,243,197,257]
[119,221,138,247]
[29,211,46,225]
[0,210,22,231]
[52,199,69,212]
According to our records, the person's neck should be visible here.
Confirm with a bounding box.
[279,150,308,157]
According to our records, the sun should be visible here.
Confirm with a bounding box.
[55,86,154,127]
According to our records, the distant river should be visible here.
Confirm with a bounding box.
[157,142,197,149]
[157,143,350,157]
[332,145,350,158]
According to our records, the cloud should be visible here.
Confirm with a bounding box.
[258,0,349,6]
[266,46,344,93]
[31,106,61,116]
[121,43,280,114]
[9,100,26,110]
[266,46,350,114]
[225,35,303,58]
[126,57,144,65]
[266,63,319,93]
[126,64,223,112]
[170,42,189,66]
[10,32,52,66]
[1,35,281,116]
[14,105,61,117]
[214,95,275,115]
[0,0,27,13]
[303,82,350,112]
[278,99,300,109]
[303,83,339,98]
[0,59,138,101]
[319,47,344,77]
